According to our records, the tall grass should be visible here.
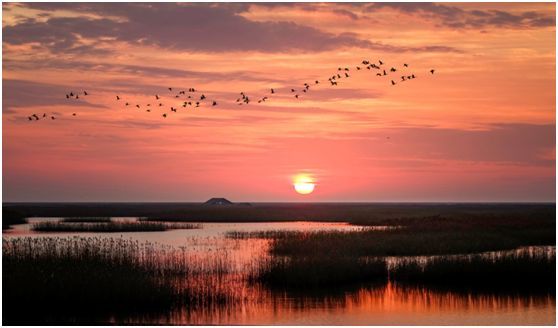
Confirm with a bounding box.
[62,217,112,223]
[266,228,553,257]
[2,236,233,324]
[390,252,556,292]
[252,255,387,288]
[31,221,201,232]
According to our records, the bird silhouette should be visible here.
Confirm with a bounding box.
[391,80,396,85]
[430,69,435,74]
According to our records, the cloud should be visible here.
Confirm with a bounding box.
[3,79,106,112]
[4,3,459,54]
[366,3,555,29]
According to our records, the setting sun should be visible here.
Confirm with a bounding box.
[293,174,316,195]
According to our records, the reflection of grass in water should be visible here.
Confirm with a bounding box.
[31,221,201,232]
[2,236,236,324]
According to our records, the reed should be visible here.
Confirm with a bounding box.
[390,252,556,291]
[62,217,112,223]
[3,236,233,324]
[31,221,201,232]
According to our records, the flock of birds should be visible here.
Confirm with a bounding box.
[26,58,436,122]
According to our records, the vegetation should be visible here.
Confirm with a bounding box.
[4,202,553,224]
[252,255,387,288]
[2,236,234,324]
[226,230,302,239]
[390,253,556,292]
[31,221,201,232]
[62,217,112,223]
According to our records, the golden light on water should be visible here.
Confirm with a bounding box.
[293,174,315,195]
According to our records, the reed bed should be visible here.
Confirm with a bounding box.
[251,254,387,288]
[390,252,556,291]
[225,230,301,239]
[31,221,201,232]
[3,236,234,324]
[265,228,552,257]
[62,217,112,223]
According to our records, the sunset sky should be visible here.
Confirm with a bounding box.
[2,2,556,202]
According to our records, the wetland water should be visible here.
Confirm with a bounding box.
[3,218,555,325]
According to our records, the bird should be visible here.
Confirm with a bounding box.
[83,91,88,96]
[28,116,33,121]
[116,96,120,100]
[168,87,172,91]
[391,80,396,85]
[146,109,151,112]
[271,88,275,94]
[356,66,361,70]
[162,113,167,118]
[66,94,70,99]
[32,114,39,120]
[125,102,129,106]
[390,67,397,72]
[155,95,159,100]
[430,69,435,74]
[295,94,299,98]
[383,70,387,76]
[72,113,76,116]
[51,116,56,120]
[403,63,409,67]
[136,104,140,108]
[212,101,217,106]
[291,89,295,92]
[376,73,382,76]
[43,113,46,118]
[200,94,206,100]
[315,80,319,84]
[379,60,383,65]
[345,73,349,78]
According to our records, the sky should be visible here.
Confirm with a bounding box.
[2,2,556,202]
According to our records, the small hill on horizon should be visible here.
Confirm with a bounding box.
[204,198,233,206]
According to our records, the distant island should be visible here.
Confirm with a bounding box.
[203,198,233,205]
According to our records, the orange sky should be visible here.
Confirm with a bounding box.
[2,2,556,202]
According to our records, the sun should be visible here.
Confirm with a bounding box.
[293,174,316,195]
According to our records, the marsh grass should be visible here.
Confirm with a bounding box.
[266,227,553,257]
[2,236,234,324]
[226,230,302,239]
[252,255,387,288]
[31,221,201,232]
[390,252,556,292]
[62,217,112,223]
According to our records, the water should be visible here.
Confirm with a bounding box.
[3,218,555,325]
